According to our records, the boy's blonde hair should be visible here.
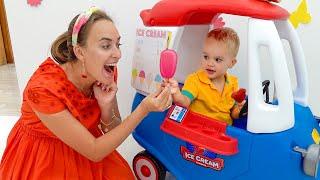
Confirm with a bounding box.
[207,27,240,58]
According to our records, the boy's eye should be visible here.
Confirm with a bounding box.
[203,55,209,60]
[215,58,223,62]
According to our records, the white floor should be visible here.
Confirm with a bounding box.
[0,115,19,159]
[0,64,20,158]
[0,64,21,116]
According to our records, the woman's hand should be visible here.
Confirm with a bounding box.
[93,81,117,107]
[140,86,172,113]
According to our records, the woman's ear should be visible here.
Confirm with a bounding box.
[73,45,85,62]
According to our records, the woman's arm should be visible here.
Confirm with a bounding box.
[35,104,147,162]
[94,82,121,132]
[99,96,121,133]
[35,87,171,162]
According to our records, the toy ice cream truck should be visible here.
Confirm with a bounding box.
[130,0,320,179]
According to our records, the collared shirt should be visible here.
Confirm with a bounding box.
[181,69,239,125]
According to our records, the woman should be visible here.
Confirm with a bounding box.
[0,7,171,180]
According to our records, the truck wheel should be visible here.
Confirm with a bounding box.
[133,150,166,180]
[294,144,320,177]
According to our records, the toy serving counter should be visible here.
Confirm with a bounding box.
[161,105,238,156]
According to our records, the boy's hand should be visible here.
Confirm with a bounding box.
[231,88,246,103]
[162,78,180,95]
[236,100,246,111]
[232,100,247,119]
[237,100,248,118]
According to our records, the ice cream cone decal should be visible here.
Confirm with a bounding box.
[146,73,154,89]
[139,70,146,84]
[132,68,138,84]
[154,74,162,89]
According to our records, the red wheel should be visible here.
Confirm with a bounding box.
[133,151,166,180]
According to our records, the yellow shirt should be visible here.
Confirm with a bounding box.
[181,70,239,125]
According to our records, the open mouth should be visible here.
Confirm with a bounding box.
[104,63,116,74]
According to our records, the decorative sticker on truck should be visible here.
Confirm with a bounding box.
[180,144,224,171]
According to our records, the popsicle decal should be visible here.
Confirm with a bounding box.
[132,27,170,93]
[154,74,162,83]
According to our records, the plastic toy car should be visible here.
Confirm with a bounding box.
[130,0,320,179]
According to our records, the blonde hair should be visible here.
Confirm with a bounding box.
[51,10,113,64]
[207,27,240,57]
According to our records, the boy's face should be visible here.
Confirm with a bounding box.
[200,37,236,81]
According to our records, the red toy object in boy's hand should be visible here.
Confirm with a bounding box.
[231,88,246,103]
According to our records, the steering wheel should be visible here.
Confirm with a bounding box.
[239,80,270,118]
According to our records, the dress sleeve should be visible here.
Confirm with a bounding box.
[26,87,66,114]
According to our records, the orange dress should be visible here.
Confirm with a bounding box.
[0,58,134,180]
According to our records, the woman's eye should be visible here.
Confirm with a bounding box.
[116,43,122,49]
[102,44,111,49]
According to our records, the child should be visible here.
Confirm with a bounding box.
[165,27,245,125]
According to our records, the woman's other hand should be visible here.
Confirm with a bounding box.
[93,81,117,106]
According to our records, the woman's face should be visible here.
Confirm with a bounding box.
[81,19,121,85]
